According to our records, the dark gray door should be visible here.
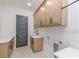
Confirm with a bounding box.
[16,15,28,48]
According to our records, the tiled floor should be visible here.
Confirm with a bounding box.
[11,46,53,58]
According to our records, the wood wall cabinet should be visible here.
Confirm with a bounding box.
[0,38,14,58]
[34,0,68,28]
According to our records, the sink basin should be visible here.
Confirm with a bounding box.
[31,35,43,38]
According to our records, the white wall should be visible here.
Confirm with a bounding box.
[0,4,34,48]
[68,0,79,49]
[0,4,3,34]
[38,0,79,51]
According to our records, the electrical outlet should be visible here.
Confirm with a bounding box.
[59,41,62,44]
[47,36,50,40]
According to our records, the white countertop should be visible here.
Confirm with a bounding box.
[30,35,43,38]
[54,47,79,58]
[0,36,13,43]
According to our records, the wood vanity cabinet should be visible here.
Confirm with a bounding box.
[34,0,68,27]
[30,36,43,53]
[0,39,14,58]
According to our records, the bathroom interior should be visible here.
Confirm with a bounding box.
[0,0,79,58]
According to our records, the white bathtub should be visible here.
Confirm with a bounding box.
[54,47,79,58]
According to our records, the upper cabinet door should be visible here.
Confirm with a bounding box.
[53,0,62,25]
[45,0,62,25]
[45,0,54,25]
[39,3,47,27]
[35,10,41,27]
[49,0,62,25]
[61,0,68,25]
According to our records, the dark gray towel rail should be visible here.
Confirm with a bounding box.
[62,0,79,9]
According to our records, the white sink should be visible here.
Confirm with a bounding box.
[31,35,43,38]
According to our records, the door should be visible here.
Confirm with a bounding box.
[16,15,28,48]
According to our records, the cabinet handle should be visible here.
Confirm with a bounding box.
[31,39,33,45]
[9,44,12,49]
[49,18,53,24]
[40,21,42,25]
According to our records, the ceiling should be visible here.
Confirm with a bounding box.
[0,0,44,11]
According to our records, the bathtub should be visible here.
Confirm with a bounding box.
[54,47,79,58]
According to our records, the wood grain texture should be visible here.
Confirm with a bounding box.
[34,0,68,27]
[50,0,61,25]
[34,0,47,15]
[0,43,9,58]
[61,0,68,26]
[30,37,43,53]
[39,2,47,27]
[0,39,14,58]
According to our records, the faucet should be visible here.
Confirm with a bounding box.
[34,24,39,35]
